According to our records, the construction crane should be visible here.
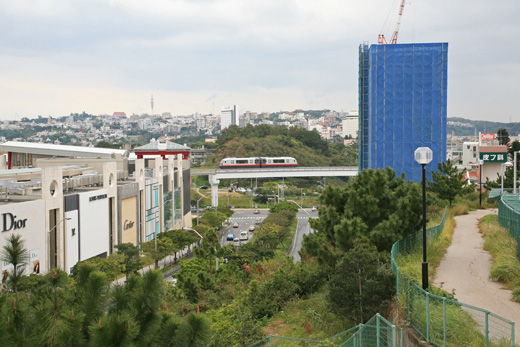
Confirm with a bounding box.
[378,0,406,44]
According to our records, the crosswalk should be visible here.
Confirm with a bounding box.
[228,216,314,221]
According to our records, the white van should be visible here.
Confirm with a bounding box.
[240,231,248,241]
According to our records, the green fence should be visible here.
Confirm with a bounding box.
[248,314,402,347]
[497,193,520,261]
[391,208,516,346]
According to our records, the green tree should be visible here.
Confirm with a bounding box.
[115,243,143,278]
[327,239,395,323]
[194,230,220,276]
[174,312,212,347]
[428,159,473,208]
[1,234,29,299]
[497,128,510,146]
[304,168,422,262]
[509,140,520,170]
[269,201,299,213]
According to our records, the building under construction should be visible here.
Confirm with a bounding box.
[358,42,448,182]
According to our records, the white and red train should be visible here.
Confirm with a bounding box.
[219,157,298,169]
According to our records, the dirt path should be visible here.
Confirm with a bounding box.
[433,209,520,340]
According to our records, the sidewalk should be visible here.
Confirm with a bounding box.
[112,243,196,286]
[433,209,520,339]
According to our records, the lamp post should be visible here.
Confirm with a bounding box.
[514,151,520,195]
[47,217,71,272]
[414,147,433,290]
[479,160,483,208]
[287,200,310,216]
[501,162,513,194]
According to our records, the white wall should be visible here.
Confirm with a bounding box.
[0,200,45,275]
[79,190,109,261]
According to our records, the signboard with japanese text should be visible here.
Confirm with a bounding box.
[479,152,507,163]
[481,133,495,141]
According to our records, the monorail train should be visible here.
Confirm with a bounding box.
[219,157,298,169]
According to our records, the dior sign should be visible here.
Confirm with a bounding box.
[1,213,28,232]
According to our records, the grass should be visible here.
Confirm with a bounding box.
[262,287,353,341]
[480,214,520,302]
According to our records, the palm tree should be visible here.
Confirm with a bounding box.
[1,233,29,299]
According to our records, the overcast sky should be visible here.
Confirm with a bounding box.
[0,0,518,122]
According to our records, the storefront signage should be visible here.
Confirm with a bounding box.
[479,152,507,163]
[481,133,495,141]
[89,194,107,202]
[1,213,27,232]
[124,219,135,230]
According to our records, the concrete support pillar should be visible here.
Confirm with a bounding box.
[209,175,220,207]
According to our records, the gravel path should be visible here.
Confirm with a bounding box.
[433,208,520,340]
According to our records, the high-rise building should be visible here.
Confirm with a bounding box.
[342,110,359,139]
[221,105,238,130]
[358,42,448,182]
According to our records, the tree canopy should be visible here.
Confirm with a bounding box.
[303,168,422,268]
[428,159,473,208]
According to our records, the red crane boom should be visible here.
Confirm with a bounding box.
[378,0,406,45]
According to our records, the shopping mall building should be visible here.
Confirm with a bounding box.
[0,141,192,275]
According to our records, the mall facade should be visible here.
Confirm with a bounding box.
[0,141,192,275]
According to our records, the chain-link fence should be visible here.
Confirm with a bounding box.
[392,208,515,347]
[497,193,520,261]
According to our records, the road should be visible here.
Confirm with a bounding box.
[221,208,267,246]
[289,209,318,262]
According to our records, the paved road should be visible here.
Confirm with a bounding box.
[433,209,520,340]
[289,209,318,262]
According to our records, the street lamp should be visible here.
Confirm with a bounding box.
[479,160,483,208]
[501,162,513,194]
[414,146,433,290]
[47,217,71,272]
[287,200,310,216]
[183,227,219,270]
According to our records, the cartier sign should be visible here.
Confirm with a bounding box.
[1,213,27,232]
[124,219,135,230]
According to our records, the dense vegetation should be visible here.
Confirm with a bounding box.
[2,161,504,345]
[205,124,358,168]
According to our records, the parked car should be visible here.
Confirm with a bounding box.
[253,209,260,214]
[233,222,239,228]
[226,233,235,241]
[249,225,255,231]
[311,206,318,211]
[199,185,208,190]
[233,238,241,247]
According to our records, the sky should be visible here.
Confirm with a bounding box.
[0,0,518,123]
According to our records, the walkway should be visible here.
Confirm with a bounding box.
[433,209,520,339]
[112,243,195,286]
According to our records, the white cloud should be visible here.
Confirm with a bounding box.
[0,0,519,122]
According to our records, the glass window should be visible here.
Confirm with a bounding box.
[273,159,285,163]
[236,159,248,164]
